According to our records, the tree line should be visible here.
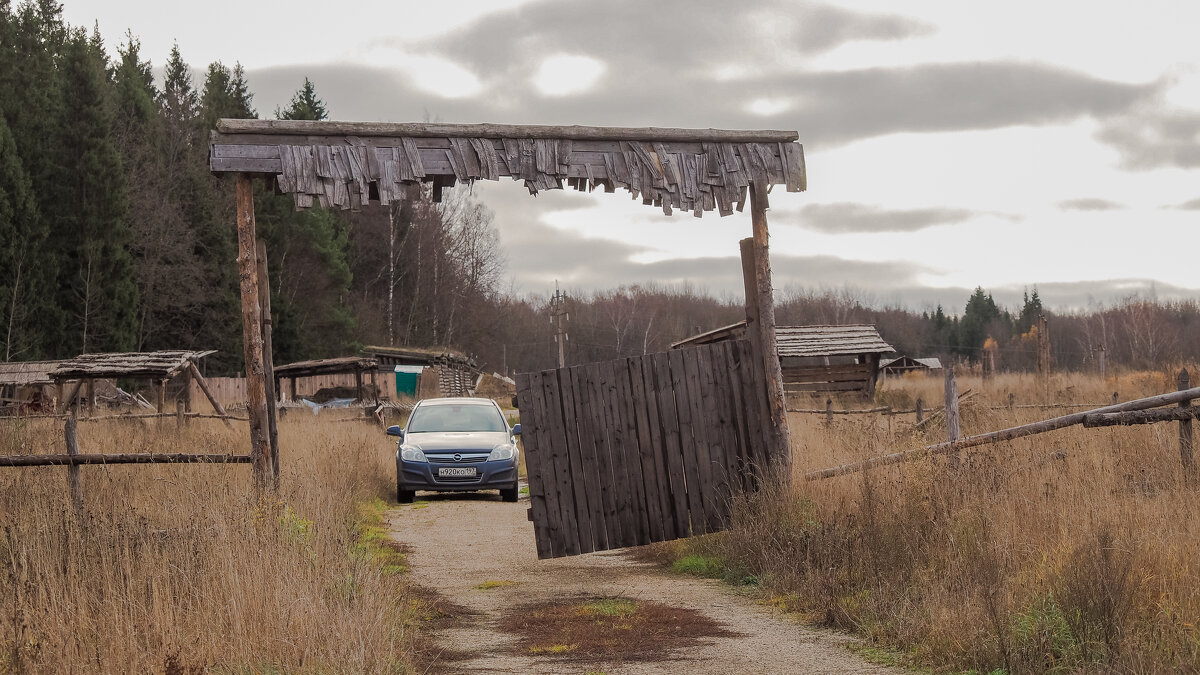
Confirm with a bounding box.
[1,1,1195,379]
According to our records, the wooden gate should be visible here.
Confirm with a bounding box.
[514,339,773,559]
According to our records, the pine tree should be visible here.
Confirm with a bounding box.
[0,115,53,360]
[48,27,138,353]
[277,77,327,121]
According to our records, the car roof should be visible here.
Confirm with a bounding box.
[417,397,498,407]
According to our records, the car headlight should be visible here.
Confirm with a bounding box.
[399,445,427,462]
[487,444,516,461]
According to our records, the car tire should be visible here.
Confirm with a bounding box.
[500,483,519,502]
[397,486,415,504]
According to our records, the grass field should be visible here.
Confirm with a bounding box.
[0,413,414,673]
[673,368,1200,673]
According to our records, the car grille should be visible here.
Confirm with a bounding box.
[427,453,490,463]
[435,474,483,483]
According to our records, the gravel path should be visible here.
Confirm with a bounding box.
[388,491,900,674]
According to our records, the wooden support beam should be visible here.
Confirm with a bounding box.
[56,380,83,414]
[1083,405,1200,427]
[748,184,792,476]
[187,361,233,428]
[1180,368,1194,480]
[235,173,270,489]
[256,238,280,483]
[216,118,800,143]
[85,379,95,418]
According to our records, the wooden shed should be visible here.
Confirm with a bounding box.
[49,350,222,416]
[880,355,943,376]
[272,356,379,403]
[673,322,894,397]
[361,345,478,398]
[0,360,68,414]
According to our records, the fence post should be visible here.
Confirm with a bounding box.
[1008,392,1015,410]
[176,397,185,430]
[915,397,923,423]
[1112,391,1119,405]
[825,397,833,426]
[64,416,83,517]
[945,365,961,445]
[1179,369,1194,481]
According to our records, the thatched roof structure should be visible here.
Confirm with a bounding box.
[49,351,216,381]
[0,360,65,386]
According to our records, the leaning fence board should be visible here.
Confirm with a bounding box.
[1083,406,1200,427]
[516,339,769,558]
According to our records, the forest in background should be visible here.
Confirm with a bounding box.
[1,0,1198,378]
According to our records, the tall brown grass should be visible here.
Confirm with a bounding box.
[0,414,412,672]
[692,369,1200,672]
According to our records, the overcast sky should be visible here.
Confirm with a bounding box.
[65,0,1200,313]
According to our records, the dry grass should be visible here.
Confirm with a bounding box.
[0,414,416,673]
[684,368,1200,673]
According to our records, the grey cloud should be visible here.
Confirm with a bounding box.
[1058,198,1125,211]
[414,0,931,81]
[243,59,1157,151]
[1097,107,1200,170]
[792,202,977,233]
[1167,197,1200,210]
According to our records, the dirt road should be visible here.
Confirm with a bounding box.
[388,491,899,674]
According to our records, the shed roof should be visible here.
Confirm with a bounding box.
[362,345,475,368]
[209,119,806,216]
[0,360,67,386]
[776,325,893,358]
[673,323,893,358]
[273,356,378,378]
[49,351,215,381]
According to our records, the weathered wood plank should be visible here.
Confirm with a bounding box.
[667,349,705,536]
[679,348,717,534]
[558,366,598,553]
[615,356,652,545]
[651,352,690,537]
[535,370,574,556]
[641,352,677,540]
[515,373,554,558]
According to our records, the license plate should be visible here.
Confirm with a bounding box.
[437,467,477,478]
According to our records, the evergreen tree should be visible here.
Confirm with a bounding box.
[48,27,138,353]
[1018,287,1043,332]
[960,286,1002,358]
[277,77,327,121]
[0,115,52,360]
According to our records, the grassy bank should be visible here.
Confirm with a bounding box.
[670,369,1200,673]
[0,414,415,672]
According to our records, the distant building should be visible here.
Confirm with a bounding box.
[672,323,894,398]
[879,355,943,376]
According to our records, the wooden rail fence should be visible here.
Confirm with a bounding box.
[515,339,772,559]
[806,368,1200,481]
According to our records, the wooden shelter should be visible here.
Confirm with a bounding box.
[880,355,943,376]
[0,360,68,414]
[272,356,379,403]
[361,345,477,398]
[673,323,894,398]
[48,350,228,419]
[210,118,806,487]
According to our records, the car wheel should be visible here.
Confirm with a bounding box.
[500,483,519,502]
[397,486,415,504]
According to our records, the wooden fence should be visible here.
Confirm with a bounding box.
[515,339,772,559]
[188,371,409,409]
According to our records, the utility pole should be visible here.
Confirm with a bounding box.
[550,283,569,369]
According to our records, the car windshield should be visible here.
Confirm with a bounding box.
[407,404,507,433]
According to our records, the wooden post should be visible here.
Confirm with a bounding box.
[747,183,792,476]
[370,369,378,404]
[915,397,924,423]
[825,397,833,426]
[183,365,193,417]
[944,365,961,444]
[85,379,95,418]
[256,238,280,483]
[56,380,82,415]
[55,382,63,413]
[355,369,364,402]
[235,174,271,488]
[1179,368,1194,481]
[176,399,184,430]
[64,416,83,517]
[1008,392,1015,410]
[1096,345,1107,379]
[1112,391,1119,405]
[289,377,297,402]
[188,361,233,428]
[865,353,880,400]
[1036,314,1051,384]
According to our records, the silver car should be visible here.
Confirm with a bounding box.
[387,397,521,503]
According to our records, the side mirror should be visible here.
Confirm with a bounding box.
[386,425,404,439]
[511,423,522,436]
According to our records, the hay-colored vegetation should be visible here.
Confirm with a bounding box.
[674,368,1200,673]
[0,415,415,673]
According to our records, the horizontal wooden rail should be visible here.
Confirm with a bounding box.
[0,453,252,467]
[1084,406,1200,427]
[805,385,1200,481]
[1,412,248,422]
[788,406,889,415]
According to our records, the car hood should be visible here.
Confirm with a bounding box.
[404,431,511,452]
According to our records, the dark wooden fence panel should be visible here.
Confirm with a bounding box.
[515,339,772,558]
